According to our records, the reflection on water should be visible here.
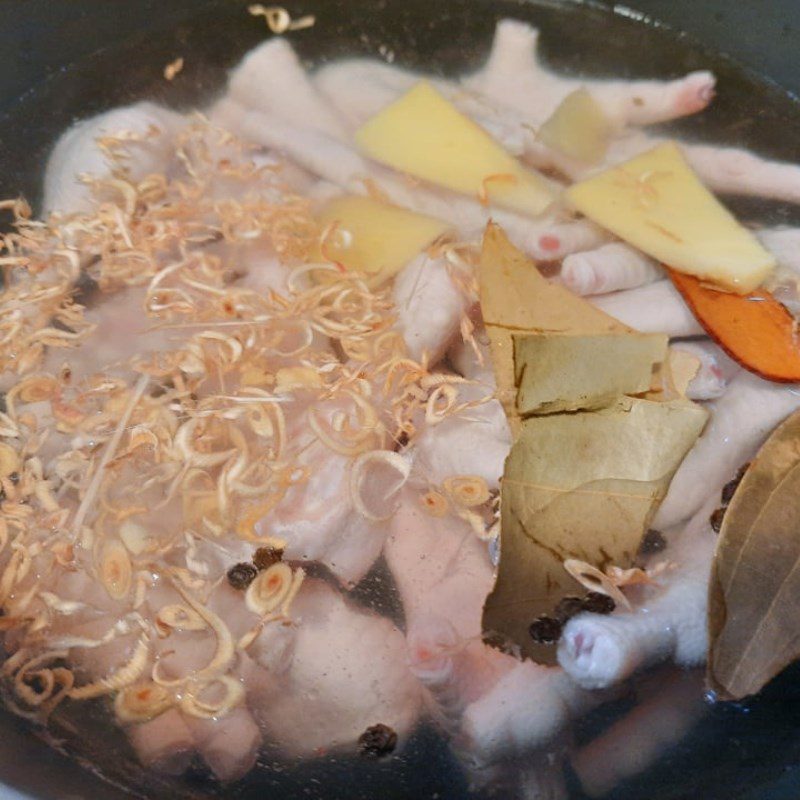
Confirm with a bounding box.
[39,659,800,799]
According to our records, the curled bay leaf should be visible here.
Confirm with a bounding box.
[514,332,667,415]
[479,224,707,661]
[484,396,707,662]
[708,409,800,699]
[478,223,628,432]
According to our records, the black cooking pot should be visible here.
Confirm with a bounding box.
[2,2,800,798]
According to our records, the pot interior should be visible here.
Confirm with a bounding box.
[2,1,800,798]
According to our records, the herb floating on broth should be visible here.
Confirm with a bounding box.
[708,413,800,700]
[478,224,629,433]
[639,528,668,555]
[566,142,776,292]
[480,226,706,662]
[355,81,556,217]
[3,10,800,789]
[513,331,668,415]
[247,4,316,34]
[252,545,283,570]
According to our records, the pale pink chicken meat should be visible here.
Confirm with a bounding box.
[559,242,664,296]
[422,338,512,490]
[410,376,511,491]
[259,440,401,587]
[558,494,719,690]
[43,552,265,782]
[44,285,173,384]
[392,252,473,365]
[225,37,349,142]
[246,580,422,757]
[465,20,716,128]
[656,370,800,528]
[43,101,185,216]
[31,571,198,776]
[257,390,411,586]
[147,582,270,781]
[386,492,597,766]
[127,709,196,776]
[589,280,704,337]
[183,708,262,782]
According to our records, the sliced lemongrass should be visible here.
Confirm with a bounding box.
[245,563,294,616]
[443,475,490,507]
[563,559,632,611]
[98,539,133,601]
[69,635,150,700]
[115,682,174,723]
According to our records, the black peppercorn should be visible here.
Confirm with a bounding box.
[639,528,667,555]
[226,562,258,590]
[720,479,739,505]
[253,546,283,571]
[581,592,616,615]
[554,596,584,623]
[720,464,749,505]
[528,615,562,644]
[72,270,100,306]
[358,723,397,758]
[709,506,726,533]
[396,430,410,448]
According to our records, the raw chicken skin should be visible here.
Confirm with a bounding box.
[43,101,184,215]
[466,20,716,128]
[558,494,718,689]
[386,493,597,765]
[247,580,422,757]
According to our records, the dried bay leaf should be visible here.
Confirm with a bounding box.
[484,396,708,661]
[514,332,668,415]
[708,410,800,699]
[478,223,628,431]
[479,223,707,661]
